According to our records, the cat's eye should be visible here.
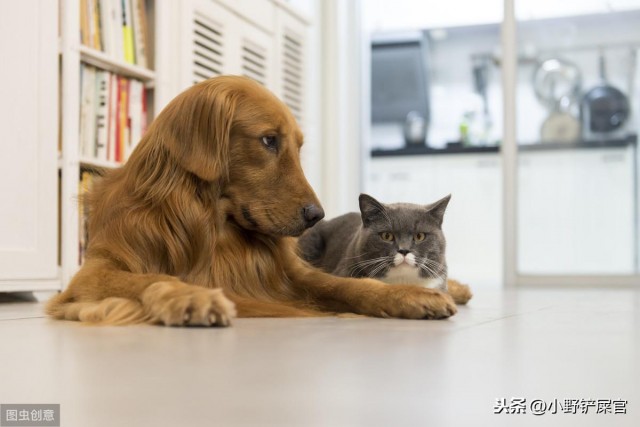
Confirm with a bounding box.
[379,232,394,242]
[414,232,426,242]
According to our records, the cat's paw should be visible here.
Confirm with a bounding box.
[377,285,457,319]
[447,278,473,305]
[142,281,236,327]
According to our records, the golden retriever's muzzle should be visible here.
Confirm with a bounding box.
[302,204,324,229]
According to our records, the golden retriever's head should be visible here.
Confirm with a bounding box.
[158,75,324,237]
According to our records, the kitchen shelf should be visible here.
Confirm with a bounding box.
[371,145,499,157]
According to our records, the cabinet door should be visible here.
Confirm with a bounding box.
[180,0,275,90]
[518,148,635,274]
[181,0,234,87]
[0,0,58,280]
[274,9,307,128]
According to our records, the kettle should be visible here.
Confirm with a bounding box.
[403,111,427,146]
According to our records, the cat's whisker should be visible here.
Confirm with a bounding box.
[350,262,385,277]
[350,256,393,268]
[350,256,393,277]
[416,257,446,270]
[368,260,392,278]
[416,261,447,281]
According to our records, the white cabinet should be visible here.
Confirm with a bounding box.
[176,0,309,126]
[367,146,637,284]
[180,0,276,89]
[367,154,503,286]
[518,147,636,274]
[0,0,59,290]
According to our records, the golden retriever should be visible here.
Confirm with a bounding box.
[46,76,458,326]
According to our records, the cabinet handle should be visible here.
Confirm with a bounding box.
[477,159,498,168]
[601,153,625,163]
[389,172,411,181]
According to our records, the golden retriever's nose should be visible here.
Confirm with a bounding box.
[302,205,325,228]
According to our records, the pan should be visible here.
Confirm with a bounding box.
[582,52,630,133]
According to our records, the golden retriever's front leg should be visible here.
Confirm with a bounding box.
[141,281,236,326]
[47,260,236,326]
[287,262,457,319]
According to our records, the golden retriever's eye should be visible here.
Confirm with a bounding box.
[415,232,426,242]
[261,135,279,151]
[379,232,394,242]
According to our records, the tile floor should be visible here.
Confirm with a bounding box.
[0,288,638,427]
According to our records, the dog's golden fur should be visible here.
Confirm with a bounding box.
[47,76,458,326]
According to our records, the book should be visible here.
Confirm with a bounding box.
[131,0,148,67]
[79,171,95,264]
[79,65,97,158]
[95,70,110,160]
[107,73,119,162]
[128,79,143,159]
[79,65,146,163]
[98,0,113,56]
[117,76,130,162]
[108,0,125,61]
[121,0,136,64]
[91,0,102,51]
[80,0,90,46]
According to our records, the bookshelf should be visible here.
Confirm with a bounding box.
[0,0,312,293]
[58,0,311,288]
[60,0,161,284]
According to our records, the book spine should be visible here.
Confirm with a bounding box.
[107,73,118,162]
[80,0,90,46]
[117,76,129,162]
[79,172,94,264]
[110,0,125,61]
[131,0,148,68]
[92,0,103,51]
[80,65,97,158]
[121,0,136,64]
[141,85,148,136]
[98,0,112,55]
[128,79,142,158]
[95,70,109,160]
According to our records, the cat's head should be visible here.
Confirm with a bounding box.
[354,194,450,287]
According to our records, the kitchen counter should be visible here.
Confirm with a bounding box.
[371,134,637,157]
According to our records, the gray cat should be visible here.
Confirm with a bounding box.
[298,194,451,291]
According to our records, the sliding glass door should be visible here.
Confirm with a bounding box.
[505,0,640,285]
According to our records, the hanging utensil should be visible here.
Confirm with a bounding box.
[533,58,582,143]
[581,50,630,134]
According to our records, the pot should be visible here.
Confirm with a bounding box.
[582,52,630,133]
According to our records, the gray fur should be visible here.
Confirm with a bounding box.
[298,194,450,290]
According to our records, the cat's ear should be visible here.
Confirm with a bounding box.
[426,194,451,227]
[359,194,387,228]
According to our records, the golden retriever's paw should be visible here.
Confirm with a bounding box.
[375,285,457,320]
[447,279,473,305]
[142,281,237,327]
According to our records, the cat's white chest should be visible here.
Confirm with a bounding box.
[382,264,443,289]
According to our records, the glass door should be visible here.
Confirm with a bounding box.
[505,0,640,285]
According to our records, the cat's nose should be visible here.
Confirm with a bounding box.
[302,204,325,228]
[398,249,410,256]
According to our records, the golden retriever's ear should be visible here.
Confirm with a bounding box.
[156,82,237,181]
